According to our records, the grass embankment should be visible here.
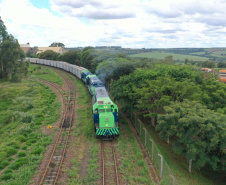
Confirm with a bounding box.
[67,74,153,184]
[130,52,208,61]
[29,65,64,86]
[0,65,61,184]
[117,113,153,184]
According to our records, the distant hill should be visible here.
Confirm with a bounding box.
[130,51,209,61]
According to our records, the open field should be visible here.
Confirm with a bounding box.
[0,66,61,184]
[130,52,209,61]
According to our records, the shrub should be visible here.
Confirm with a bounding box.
[21,145,28,150]
[0,160,10,170]
[18,135,26,142]
[8,141,20,149]
[18,125,32,135]
[31,147,44,155]
[10,74,22,83]
[0,151,7,161]
[0,173,12,181]
[3,169,13,174]
[6,147,17,157]
[137,160,145,167]
[9,158,27,170]
[17,151,26,157]
[25,139,37,146]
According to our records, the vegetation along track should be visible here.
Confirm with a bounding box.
[39,69,76,185]
[101,140,119,185]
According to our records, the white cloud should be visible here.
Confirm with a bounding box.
[0,0,226,48]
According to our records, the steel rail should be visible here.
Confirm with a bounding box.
[111,141,119,185]
[38,71,75,185]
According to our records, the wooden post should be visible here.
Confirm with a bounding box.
[158,154,163,179]
[143,127,147,146]
[149,139,154,161]
[139,119,141,136]
[170,174,175,185]
[189,159,192,173]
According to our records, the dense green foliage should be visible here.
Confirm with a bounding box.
[157,100,226,171]
[58,50,81,65]
[111,64,226,172]
[49,42,65,48]
[39,50,59,60]
[198,60,216,68]
[217,61,226,68]
[0,17,27,81]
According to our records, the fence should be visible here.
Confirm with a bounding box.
[106,82,178,185]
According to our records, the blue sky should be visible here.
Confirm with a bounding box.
[30,0,50,9]
[1,0,226,48]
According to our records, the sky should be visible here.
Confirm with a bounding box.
[0,0,226,48]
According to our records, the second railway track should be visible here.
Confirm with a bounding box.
[101,140,119,185]
[39,70,76,185]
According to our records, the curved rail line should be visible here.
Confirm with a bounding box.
[38,71,76,185]
[101,140,119,185]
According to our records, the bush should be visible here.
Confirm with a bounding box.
[137,160,145,167]
[21,145,28,150]
[31,147,44,155]
[0,173,12,181]
[8,141,20,149]
[0,160,10,170]
[3,169,13,174]
[6,147,17,157]
[25,139,37,146]
[10,74,22,83]
[18,135,26,142]
[9,158,27,170]
[18,125,32,135]
[0,151,7,161]
[17,151,26,157]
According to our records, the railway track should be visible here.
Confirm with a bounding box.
[101,140,119,185]
[38,71,76,185]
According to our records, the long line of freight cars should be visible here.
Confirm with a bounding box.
[27,58,119,140]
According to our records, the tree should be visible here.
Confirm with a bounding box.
[0,16,8,43]
[217,61,226,68]
[157,100,226,171]
[201,60,215,68]
[0,31,26,80]
[80,47,98,72]
[58,50,81,65]
[49,42,65,48]
[96,56,134,82]
[39,50,59,60]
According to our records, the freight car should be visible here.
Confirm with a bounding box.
[27,58,119,139]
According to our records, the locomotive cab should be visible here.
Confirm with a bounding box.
[93,87,119,140]
[81,70,92,83]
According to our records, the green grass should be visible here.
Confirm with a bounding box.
[130,52,209,61]
[0,66,61,184]
[29,64,64,86]
[116,113,152,184]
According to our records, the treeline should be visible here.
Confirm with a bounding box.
[0,17,28,82]
[111,64,226,172]
[32,47,151,80]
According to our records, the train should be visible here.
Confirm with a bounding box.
[27,58,119,140]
